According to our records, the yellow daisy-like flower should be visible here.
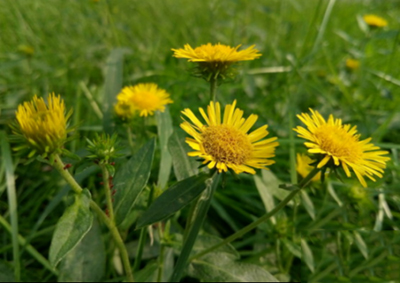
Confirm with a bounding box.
[172,43,261,81]
[172,43,261,63]
[14,93,72,156]
[363,14,388,28]
[115,83,173,118]
[296,153,321,182]
[294,109,390,187]
[180,100,279,174]
[345,58,360,70]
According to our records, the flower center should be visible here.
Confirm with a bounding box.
[314,125,362,162]
[132,92,161,110]
[202,125,252,165]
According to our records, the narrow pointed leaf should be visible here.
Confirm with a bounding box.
[254,175,276,224]
[136,173,210,229]
[168,129,199,181]
[353,231,368,259]
[114,138,155,226]
[300,190,315,220]
[49,189,93,267]
[156,108,173,189]
[301,239,315,273]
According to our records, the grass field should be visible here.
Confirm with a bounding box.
[1,0,400,282]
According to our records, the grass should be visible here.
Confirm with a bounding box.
[1,0,400,282]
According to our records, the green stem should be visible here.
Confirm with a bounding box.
[52,155,134,282]
[53,154,82,195]
[1,131,20,282]
[133,186,154,271]
[190,167,321,261]
[0,215,58,276]
[89,202,134,282]
[126,125,135,155]
[157,224,165,282]
[170,173,221,282]
[100,163,115,223]
[209,76,217,102]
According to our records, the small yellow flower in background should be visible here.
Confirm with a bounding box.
[345,58,360,70]
[296,153,321,182]
[363,14,388,28]
[13,93,72,156]
[180,100,279,174]
[172,43,261,81]
[17,45,34,56]
[115,83,173,118]
[114,100,136,120]
[294,109,390,188]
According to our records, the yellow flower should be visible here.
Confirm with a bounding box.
[363,14,388,28]
[115,83,173,118]
[172,43,261,81]
[172,43,261,63]
[296,153,321,182]
[346,58,360,70]
[14,93,72,156]
[180,100,279,174]
[294,109,390,187]
[114,100,136,120]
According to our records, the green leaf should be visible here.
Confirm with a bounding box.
[188,252,280,282]
[192,234,239,258]
[102,47,131,134]
[136,173,210,229]
[261,170,291,201]
[113,138,155,226]
[49,189,93,267]
[58,219,106,281]
[353,231,368,259]
[156,107,173,189]
[0,261,14,282]
[301,239,315,273]
[168,129,199,181]
[300,190,315,220]
[135,262,158,282]
[254,175,276,224]
[282,239,302,258]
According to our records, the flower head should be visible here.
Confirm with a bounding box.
[13,93,72,157]
[296,153,321,182]
[345,58,360,70]
[294,109,390,187]
[363,14,388,28]
[172,43,261,81]
[115,83,173,118]
[180,100,279,174]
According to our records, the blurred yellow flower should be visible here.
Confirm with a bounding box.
[172,43,261,81]
[296,153,321,182]
[17,45,34,56]
[14,93,72,156]
[345,58,360,70]
[363,14,388,28]
[181,100,279,174]
[172,43,261,63]
[115,83,173,118]
[294,109,390,187]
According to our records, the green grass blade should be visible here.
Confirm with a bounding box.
[103,47,131,134]
[0,131,20,282]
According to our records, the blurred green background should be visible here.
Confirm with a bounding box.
[1,0,400,282]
